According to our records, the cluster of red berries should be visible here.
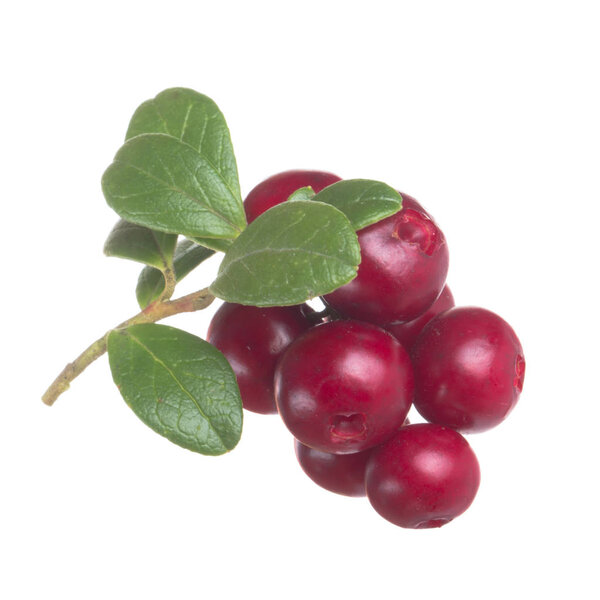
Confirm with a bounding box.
[208,170,525,529]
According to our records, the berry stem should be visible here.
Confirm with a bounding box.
[41,287,215,406]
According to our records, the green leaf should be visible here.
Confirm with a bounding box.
[103,219,177,269]
[311,179,403,230]
[210,200,360,306]
[123,87,244,252]
[102,133,246,241]
[189,236,233,253]
[125,88,240,200]
[107,323,242,455]
[287,186,315,202]
[136,240,215,308]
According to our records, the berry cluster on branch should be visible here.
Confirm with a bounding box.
[43,88,525,529]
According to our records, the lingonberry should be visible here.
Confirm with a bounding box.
[294,418,410,497]
[274,320,414,454]
[294,439,371,497]
[412,306,525,433]
[244,170,341,223]
[366,423,480,529]
[385,285,455,350]
[322,194,449,325]
[207,303,314,414]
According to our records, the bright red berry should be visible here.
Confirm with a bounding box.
[366,423,481,529]
[207,303,314,414]
[244,170,341,223]
[275,320,414,454]
[294,439,371,497]
[385,285,455,350]
[322,195,449,325]
[411,306,525,433]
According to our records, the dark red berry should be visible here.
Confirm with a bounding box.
[412,306,525,433]
[294,439,371,497]
[275,320,414,454]
[294,417,410,497]
[385,285,455,350]
[207,303,314,414]
[244,170,341,223]
[366,423,480,529]
[322,194,449,325]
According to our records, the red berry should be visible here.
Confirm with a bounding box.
[412,306,525,433]
[244,170,341,223]
[294,439,371,497]
[385,285,455,350]
[275,320,414,454]
[366,423,480,529]
[322,195,449,325]
[294,417,411,497]
[207,303,314,414]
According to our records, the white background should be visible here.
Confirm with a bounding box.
[2,1,599,598]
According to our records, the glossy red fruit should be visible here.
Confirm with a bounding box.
[294,439,371,497]
[275,320,414,454]
[244,170,341,223]
[322,194,449,325]
[207,303,314,414]
[412,306,525,433]
[366,423,480,529]
[385,285,455,350]
[294,417,410,497]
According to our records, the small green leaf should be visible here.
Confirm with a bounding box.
[125,88,240,200]
[312,179,403,230]
[210,200,360,306]
[103,219,177,269]
[287,186,315,202]
[107,323,242,455]
[124,88,243,253]
[102,133,246,240]
[136,240,215,308]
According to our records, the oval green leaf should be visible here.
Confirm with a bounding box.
[125,88,240,252]
[102,133,246,241]
[104,219,177,269]
[124,87,244,252]
[312,179,402,230]
[107,323,242,455]
[210,200,360,306]
[136,240,215,308]
[125,88,240,200]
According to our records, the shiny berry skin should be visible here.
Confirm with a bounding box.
[366,423,480,529]
[244,170,341,223]
[385,285,455,350]
[275,320,414,454]
[207,303,313,414]
[294,439,371,497]
[412,306,525,433]
[322,195,449,325]
[294,418,410,497]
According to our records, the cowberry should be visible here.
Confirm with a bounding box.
[366,423,480,529]
[207,303,314,414]
[294,439,371,497]
[244,169,341,223]
[274,320,414,454]
[385,285,455,350]
[412,306,525,433]
[322,194,449,325]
